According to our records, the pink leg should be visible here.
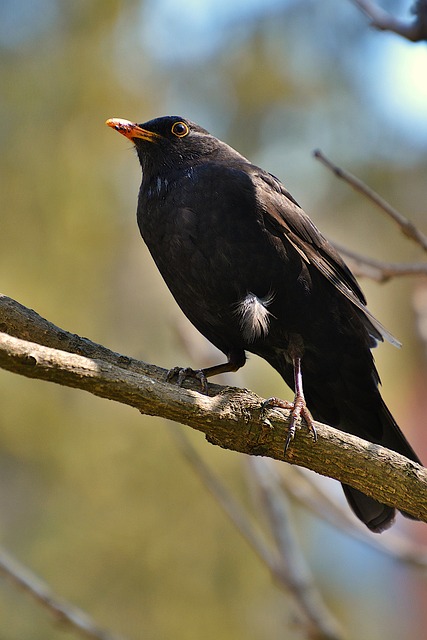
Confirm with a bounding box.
[262,356,317,453]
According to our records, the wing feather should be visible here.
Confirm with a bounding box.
[254,170,400,348]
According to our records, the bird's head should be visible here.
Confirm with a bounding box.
[106,115,235,174]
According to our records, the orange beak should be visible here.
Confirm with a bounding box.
[105,118,161,143]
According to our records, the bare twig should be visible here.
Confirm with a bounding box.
[169,428,275,565]
[171,429,345,640]
[0,548,126,640]
[250,458,346,640]
[333,242,427,283]
[351,0,427,42]
[314,149,427,252]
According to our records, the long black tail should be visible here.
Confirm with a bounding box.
[262,351,422,532]
[260,347,422,531]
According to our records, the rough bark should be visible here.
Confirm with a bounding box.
[1,294,426,522]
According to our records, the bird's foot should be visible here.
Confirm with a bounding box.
[261,394,317,454]
[166,366,209,394]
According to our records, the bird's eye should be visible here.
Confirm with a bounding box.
[171,121,189,138]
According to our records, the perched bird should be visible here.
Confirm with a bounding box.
[106,115,421,532]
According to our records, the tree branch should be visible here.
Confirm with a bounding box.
[313,149,427,252]
[0,548,126,640]
[172,428,345,640]
[333,243,427,283]
[1,295,426,523]
[250,458,346,640]
[351,0,427,42]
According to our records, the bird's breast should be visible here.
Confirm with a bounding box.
[135,166,311,349]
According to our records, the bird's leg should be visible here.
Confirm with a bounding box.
[166,350,246,394]
[262,355,317,453]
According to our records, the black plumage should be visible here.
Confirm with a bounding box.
[107,115,422,532]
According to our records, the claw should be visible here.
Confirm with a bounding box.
[166,366,181,382]
[166,366,209,394]
[261,394,317,454]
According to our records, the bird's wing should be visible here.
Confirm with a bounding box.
[254,170,400,347]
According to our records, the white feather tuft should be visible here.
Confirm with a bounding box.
[236,292,274,342]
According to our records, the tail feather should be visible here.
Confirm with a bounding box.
[341,485,396,533]
[259,351,422,531]
[377,400,421,466]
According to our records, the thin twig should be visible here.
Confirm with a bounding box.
[351,0,427,42]
[170,428,345,640]
[314,149,427,252]
[169,427,275,566]
[249,458,346,640]
[334,242,427,283]
[0,548,126,640]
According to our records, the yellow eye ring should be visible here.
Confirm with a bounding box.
[171,121,189,138]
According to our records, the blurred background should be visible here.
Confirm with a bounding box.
[1,0,427,638]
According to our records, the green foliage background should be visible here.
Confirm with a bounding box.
[1,1,426,639]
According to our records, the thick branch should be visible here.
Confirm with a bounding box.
[0,295,426,523]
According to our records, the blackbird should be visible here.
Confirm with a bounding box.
[106,115,422,532]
